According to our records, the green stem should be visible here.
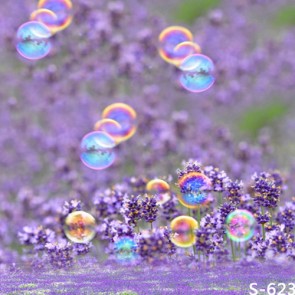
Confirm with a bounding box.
[261,207,266,240]
[237,242,241,259]
[218,192,223,206]
[192,245,196,256]
[197,206,201,226]
[270,208,274,226]
[230,239,236,262]
[150,222,153,230]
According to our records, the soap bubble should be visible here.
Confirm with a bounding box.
[38,0,73,32]
[114,237,138,264]
[170,216,198,248]
[64,211,96,243]
[80,131,116,170]
[173,41,202,66]
[146,179,171,205]
[178,172,212,208]
[179,54,215,93]
[30,9,59,33]
[102,103,137,142]
[16,21,52,60]
[158,26,193,65]
[94,118,123,145]
[226,209,256,242]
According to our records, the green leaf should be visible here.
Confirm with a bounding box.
[173,0,221,24]
[272,5,295,28]
[238,100,289,137]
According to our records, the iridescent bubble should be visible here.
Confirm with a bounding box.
[94,118,123,145]
[64,211,96,243]
[114,237,138,264]
[178,172,211,208]
[16,21,52,60]
[30,9,59,34]
[173,41,202,66]
[38,0,73,32]
[146,179,171,205]
[179,54,215,93]
[80,131,116,170]
[226,209,256,242]
[158,26,193,65]
[102,103,137,142]
[170,216,198,248]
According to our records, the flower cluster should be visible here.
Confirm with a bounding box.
[251,172,283,208]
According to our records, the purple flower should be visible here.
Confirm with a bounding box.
[251,172,282,208]
[141,194,158,224]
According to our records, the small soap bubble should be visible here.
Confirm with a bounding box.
[173,41,202,66]
[30,9,59,34]
[80,131,116,170]
[170,216,198,248]
[64,211,96,243]
[179,54,215,93]
[226,209,256,242]
[114,237,138,264]
[94,118,123,145]
[16,21,52,60]
[102,103,137,142]
[38,0,73,32]
[178,172,211,208]
[146,179,171,205]
[158,26,193,65]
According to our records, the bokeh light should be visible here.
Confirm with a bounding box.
[30,9,59,34]
[80,131,116,170]
[16,21,52,60]
[146,179,171,205]
[114,237,138,264]
[94,118,123,145]
[179,54,215,93]
[158,26,193,65]
[178,172,211,208]
[64,211,96,243]
[38,0,73,32]
[170,216,198,248]
[102,103,137,142]
[226,209,256,242]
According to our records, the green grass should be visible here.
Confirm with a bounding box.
[238,100,289,137]
[172,0,221,24]
[272,5,295,28]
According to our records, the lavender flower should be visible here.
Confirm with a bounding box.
[45,240,74,269]
[204,166,231,192]
[251,172,282,208]
[121,194,143,227]
[141,194,158,224]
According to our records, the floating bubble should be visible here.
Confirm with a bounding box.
[179,54,215,93]
[94,118,123,144]
[38,0,73,32]
[80,131,116,170]
[170,216,198,248]
[178,172,211,208]
[64,211,96,243]
[146,179,171,205]
[30,9,59,34]
[226,209,256,242]
[114,237,138,264]
[158,26,193,65]
[16,21,52,60]
[173,41,202,66]
[102,103,137,142]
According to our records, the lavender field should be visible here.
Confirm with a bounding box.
[0,0,295,294]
